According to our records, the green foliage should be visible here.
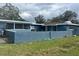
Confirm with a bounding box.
[0,36,79,55]
[0,3,25,21]
[35,15,46,24]
[71,20,79,24]
[47,10,78,24]
[63,10,77,21]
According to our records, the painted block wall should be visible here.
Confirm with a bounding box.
[73,27,79,35]
[6,30,73,43]
[5,31,15,43]
[14,31,50,43]
[51,30,72,39]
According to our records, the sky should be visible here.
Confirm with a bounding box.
[0,3,79,22]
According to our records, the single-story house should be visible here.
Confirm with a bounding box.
[0,19,79,43]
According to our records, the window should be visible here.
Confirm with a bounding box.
[6,23,14,29]
[24,24,30,29]
[15,24,23,29]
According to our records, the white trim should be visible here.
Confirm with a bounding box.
[0,19,32,24]
[0,19,79,26]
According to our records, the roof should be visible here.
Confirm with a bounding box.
[64,21,73,24]
[32,21,79,26]
[31,23,44,26]
[45,21,79,26]
[57,21,79,26]
[0,19,79,26]
[0,19,45,26]
[0,19,32,24]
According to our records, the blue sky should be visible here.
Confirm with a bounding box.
[0,3,79,22]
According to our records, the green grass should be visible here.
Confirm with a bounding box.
[0,36,79,56]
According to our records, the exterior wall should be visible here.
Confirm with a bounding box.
[0,22,6,29]
[5,30,15,43]
[0,22,6,35]
[73,27,79,35]
[15,31,49,43]
[51,30,72,39]
[6,30,73,43]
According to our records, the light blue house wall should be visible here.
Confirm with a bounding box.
[0,22,6,35]
[0,22,6,29]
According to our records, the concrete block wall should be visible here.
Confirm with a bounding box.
[5,31,15,43]
[15,31,50,43]
[51,30,72,39]
[6,30,73,43]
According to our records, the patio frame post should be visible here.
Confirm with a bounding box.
[13,22,15,29]
[45,26,47,31]
[22,24,24,29]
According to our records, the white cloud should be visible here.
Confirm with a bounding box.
[20,12,31,18]
[19,12,35,22]
[1,3,79,21]
[38,10,50,15]
[50,4,63,10]
[13,3,68,19]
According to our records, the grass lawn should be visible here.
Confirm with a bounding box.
[0,36,79,56]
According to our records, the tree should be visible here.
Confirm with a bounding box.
[35,15,46,24]
[71,20,79,24]
[0,3,25,21]
[47,10,78,24]
[62,10,77,21]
